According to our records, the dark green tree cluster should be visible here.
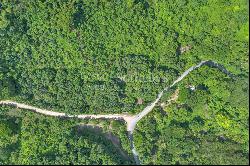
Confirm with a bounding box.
[0,0,249,165]
[0,107,134,165]
[1,0,247,115]
[134,66,249,164]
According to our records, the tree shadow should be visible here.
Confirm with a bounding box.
[134,0,150,10]
[72,2,86,28]
[73,125,135,165]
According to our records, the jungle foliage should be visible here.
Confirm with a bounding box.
[0,0,249,165]
[0,107,134,165]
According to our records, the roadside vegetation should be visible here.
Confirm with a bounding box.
[0,0,249,165]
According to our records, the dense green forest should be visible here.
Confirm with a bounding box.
[0,0,249,165]
[0,106,134,165]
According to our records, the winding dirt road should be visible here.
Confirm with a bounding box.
[0,60,234,165]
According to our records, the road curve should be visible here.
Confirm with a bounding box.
[126,60,234,164]
[126,60,234,133]
[0,60,234,165]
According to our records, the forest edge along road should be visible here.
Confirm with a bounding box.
[0,60,235,165]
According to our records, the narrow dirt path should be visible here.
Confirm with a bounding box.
[127,60,234,164]
[0,100,134,125]
[0,60,235,165]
